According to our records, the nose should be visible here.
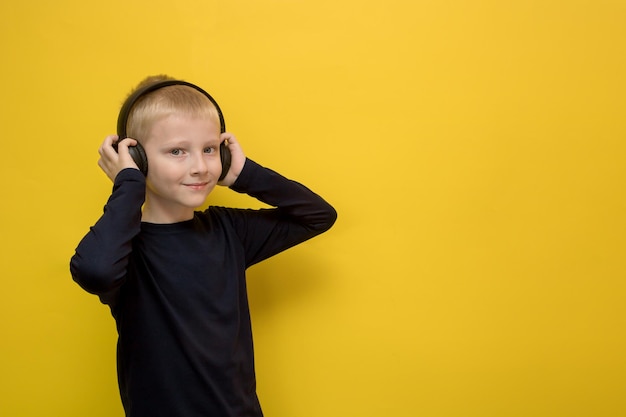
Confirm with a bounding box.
[190,151,209,175]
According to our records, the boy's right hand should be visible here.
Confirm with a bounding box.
[98,135,139,182]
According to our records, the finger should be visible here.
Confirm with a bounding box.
[220,132,235,144]
[100,134,118,154]
[104,134,118,146]
[117,137,138,152]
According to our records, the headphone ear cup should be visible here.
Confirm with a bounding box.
[128,142,149,176]
[219,142,231,181]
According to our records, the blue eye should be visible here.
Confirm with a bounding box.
[204,147,215,154]
[170,149,181,156]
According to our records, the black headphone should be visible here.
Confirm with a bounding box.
[116,80,231,180]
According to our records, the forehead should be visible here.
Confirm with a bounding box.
[146,113,221,144]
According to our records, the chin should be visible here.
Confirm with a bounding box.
[186,197,209,208]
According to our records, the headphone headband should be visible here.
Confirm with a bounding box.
[117,80,226,140]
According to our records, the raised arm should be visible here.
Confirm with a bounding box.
[220,157,337,267]
[70,136,144,299]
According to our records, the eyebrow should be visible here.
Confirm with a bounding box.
[161,138,220,148]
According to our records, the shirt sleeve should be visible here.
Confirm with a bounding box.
[69,168,145,297]
[219,158,337,267]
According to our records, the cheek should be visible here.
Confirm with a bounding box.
[146,160,179,184]
[212,158,224,173]
[205,156,223,175]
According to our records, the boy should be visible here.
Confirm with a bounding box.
[70,75,337,417]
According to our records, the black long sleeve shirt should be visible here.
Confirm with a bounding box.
[70,159,336,417]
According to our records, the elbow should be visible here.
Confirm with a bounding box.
[311,204,338,234]
[70,253,124,295]
[322,205,338,232]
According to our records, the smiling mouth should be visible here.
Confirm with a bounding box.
[184,182,209,190]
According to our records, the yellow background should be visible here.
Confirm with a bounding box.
[1,1,625,416]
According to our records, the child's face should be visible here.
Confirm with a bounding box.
[141,112,222,223]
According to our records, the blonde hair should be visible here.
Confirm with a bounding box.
[124,75,221,142]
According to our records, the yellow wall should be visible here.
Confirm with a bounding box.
[1,1,625,416]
